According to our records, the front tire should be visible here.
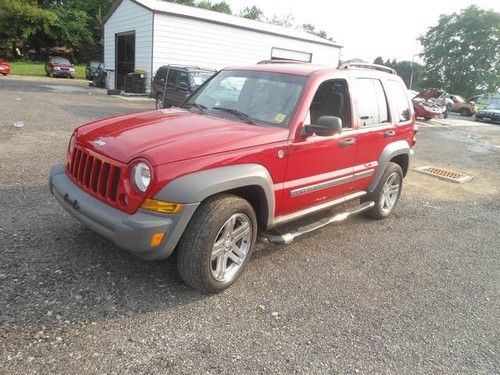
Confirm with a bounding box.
[176,194,257,293]
[364,162,403,219]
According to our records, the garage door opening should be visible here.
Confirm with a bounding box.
[115,32,135,90]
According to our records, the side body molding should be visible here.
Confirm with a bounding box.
[155,164,276,226]
[368,140,411,192]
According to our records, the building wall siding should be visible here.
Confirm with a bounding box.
[104,0,153,90]
[152,13,340,80]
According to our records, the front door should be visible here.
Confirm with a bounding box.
[281,79,358,216]
[115,32,135,90]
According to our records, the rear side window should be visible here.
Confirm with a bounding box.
[355,78,389,126]
[178,71,189,87]
[167,70,178,87]
[386,80,412,122]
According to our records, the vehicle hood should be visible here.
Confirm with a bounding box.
[76,109,288,166]
[415,88,444,100]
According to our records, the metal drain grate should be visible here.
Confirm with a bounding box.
[414,166,472,183]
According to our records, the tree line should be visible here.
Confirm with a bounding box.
[373,6,498,98]
[0,0,333,61]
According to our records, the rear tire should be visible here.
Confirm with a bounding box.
[364,162,403,219]
[176,194,257,293]
[460,108,471,117]
[155,95,163,110]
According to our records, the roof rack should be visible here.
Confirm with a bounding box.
[257,59,309,65]
[339,63,396,75]
[160,64,215,71]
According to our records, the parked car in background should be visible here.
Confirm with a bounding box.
[469,93,500,110]
[475,101,500,123]
[45,56,75,78]
[0,60,10,76]
[410,88,444,120]
[85,60,103,81]
[151,65,215,109]
[449,94,476,116]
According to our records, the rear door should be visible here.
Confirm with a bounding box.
[350,77,395,192]
[172,70,191,106]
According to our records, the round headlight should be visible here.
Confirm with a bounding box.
[131,162,151,193]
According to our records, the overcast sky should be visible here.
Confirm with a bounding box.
[225,0,500,63]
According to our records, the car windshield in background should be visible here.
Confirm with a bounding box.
[184,70,307,127]
[190,71,214,88]
[485,101,500,110]
[50,57,71,65]
[453,95,466,103]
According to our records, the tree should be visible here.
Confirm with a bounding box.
[302,23,334,41]
[196,0,231,14]
[372,57,427,90]
[0,0,57,52]
[210,1,231,14]
[266,14,295,28]
[418,5,500,97]
[240,5,263,21]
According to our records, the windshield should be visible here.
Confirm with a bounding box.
[184,70,308,127]
[50,57,71,65]
[485,101,500,110]
[453,95,465,103]
[190,71,214,88]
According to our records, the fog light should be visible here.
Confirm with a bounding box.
[150,232,165,247]
[141,199,184,214]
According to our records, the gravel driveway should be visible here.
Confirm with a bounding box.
[1,77,499,374]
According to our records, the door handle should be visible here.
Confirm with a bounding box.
[384,130,396,138]
[339,138,356,147]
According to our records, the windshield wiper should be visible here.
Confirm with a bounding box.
[211,107,255,124]
[181,102,207,113]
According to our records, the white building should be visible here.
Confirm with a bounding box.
[103,0,342,92]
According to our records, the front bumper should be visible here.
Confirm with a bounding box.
[49,164,199,260]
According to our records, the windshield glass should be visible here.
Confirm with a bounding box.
[453,95,465,103]
[50,57,71,65]
[485,101,500,110]
[185,70,308,127]
[190,71,214,88]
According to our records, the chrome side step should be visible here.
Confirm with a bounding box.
[261,201,375,245]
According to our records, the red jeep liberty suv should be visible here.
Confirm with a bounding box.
[49,62,416,293]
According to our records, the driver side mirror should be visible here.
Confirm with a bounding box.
[304,116,342,137]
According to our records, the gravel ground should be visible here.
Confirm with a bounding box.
[1,77,499,374]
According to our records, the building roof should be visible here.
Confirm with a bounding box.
[225,62,334,76]
[105,0,342,48]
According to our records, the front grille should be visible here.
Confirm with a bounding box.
[68,147,122,201]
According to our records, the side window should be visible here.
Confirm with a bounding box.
[306,79,352,128]
[167,70,178,87]
[355,78,389,126]
[386,80,412,122]
[155,68,167,82]
[177,71,189,88]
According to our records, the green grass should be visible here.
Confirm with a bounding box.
[9,61,86,80]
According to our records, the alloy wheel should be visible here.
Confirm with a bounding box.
[211,213,252,282]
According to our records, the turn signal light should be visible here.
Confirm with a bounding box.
[141,198,184,214]
[150,232,165,247]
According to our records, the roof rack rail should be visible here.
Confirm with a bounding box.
[160,64,215,71]
[339,63,397,75]
[257,59,309,65]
